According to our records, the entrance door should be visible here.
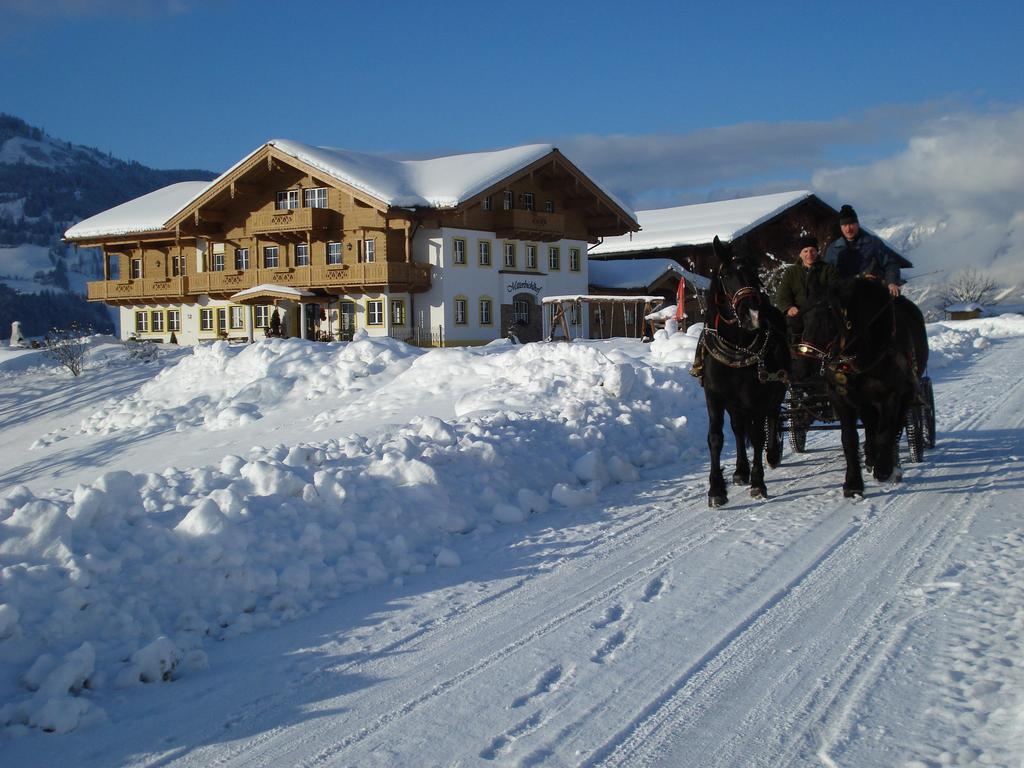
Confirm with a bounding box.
[509,293,541,342]
[339,302,356,341]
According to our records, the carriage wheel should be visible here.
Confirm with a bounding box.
[906,406,925,463]
[921,377,936,448]
[789,422,807,453]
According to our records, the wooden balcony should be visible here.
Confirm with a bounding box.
[88,262,432,303]
[247,207,337,235]
[310,262,431,292]
[86,277,185,303]
[494,209,565,241]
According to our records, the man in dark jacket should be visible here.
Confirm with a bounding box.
[775,235,836,381]
[824,204,902,296]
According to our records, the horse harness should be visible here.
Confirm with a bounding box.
[702,325,788,384]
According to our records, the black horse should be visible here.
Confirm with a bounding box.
[798,277,928,496]
[701,237,789,507]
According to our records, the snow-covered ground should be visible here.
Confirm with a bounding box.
[1,320,1022,766]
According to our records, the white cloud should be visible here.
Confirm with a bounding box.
[813,109,1024,284]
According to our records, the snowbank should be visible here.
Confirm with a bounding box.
[0,337,699,735]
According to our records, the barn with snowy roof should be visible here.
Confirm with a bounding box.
[589,191,911,284]
[65,140,637,345]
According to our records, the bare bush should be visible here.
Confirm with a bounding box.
[43,322,92,376]
[941,268,998,309]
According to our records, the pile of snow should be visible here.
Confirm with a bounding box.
[68,334,418,438]
[926,315,1024,368]
[0,336,701,735]
[3,315,1022,736]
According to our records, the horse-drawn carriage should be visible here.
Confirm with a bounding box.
[778,371,936,462]
[697,237,936,505]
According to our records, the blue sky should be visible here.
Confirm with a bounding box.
[1,0,1022,216]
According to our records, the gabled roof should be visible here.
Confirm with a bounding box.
[589,258,710,291]
[268,140,559,209]
[64,182,210,240]
[590,191,813,256]
[65,140,637,242]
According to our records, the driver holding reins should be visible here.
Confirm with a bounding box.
[824,204,903,297]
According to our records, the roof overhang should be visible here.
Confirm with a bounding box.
[230,284,317,304]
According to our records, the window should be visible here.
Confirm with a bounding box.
[327,242,342,265]
[235,248,250,270]
[454,297,468,324]
[200,308,214,332]
[363,239,375,263]
[131,258,142,279]
[526,244,538,269]
[135,312,149,333]
[479,298,492,325]
[151,311,164,332]
[478,240,491,266]
[168,310,181,331]
[230,306,245,329]
[523,192,535,211]
[303,187,328,208]
[217,308,228,334]
[625,307,635,325]
[263,246,279,268]
[212,243,225,272]
[503,190,513,210]
[483,196,492,211]
[569,247,581,272]
[503,242,516,268]
[367,299,384,325]
[544,200,555,213]
[276,190,299,210]
[548,246,561,271]
[391,299,406,326]
[453,238,467,265]
[295,243,310,266]
[172,254,185,276]
[254,305,270,328]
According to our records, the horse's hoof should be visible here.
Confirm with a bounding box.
[873,468,892,482]
[767,458,781,469]
[708,494,728,508]
[843,488,864,498]
[750,486,767,500]
[732,472,750,486]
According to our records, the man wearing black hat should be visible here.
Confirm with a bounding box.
[775,235,836,380]
[824,204,902,296]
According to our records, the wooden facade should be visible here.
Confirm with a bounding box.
[68,142,637,345]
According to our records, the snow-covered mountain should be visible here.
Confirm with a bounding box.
[0,114,216,338]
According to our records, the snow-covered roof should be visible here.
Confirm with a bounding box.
[65,140,635,241]
[543,294,665,304]
[64,182,211,240]
[590,191,813,256]
[946,302,983,313]
[588,258,711,291]
[268,140,561,209]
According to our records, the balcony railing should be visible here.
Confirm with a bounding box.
[494,209,565,241]
[87,262,432,303]
[86,277,185,302]
[247,207,337,235]
[310,262,431,290]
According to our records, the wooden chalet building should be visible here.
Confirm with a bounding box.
[66,140,637,346]
[589,190,911,283]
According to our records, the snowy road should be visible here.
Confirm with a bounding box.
[4,333,1023,767]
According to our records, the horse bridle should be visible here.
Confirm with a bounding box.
[714,266,762,325]
[796,296,896,376]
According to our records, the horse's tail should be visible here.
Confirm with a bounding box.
[895,296,929,377]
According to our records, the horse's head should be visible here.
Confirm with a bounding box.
[711,236,764,331]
